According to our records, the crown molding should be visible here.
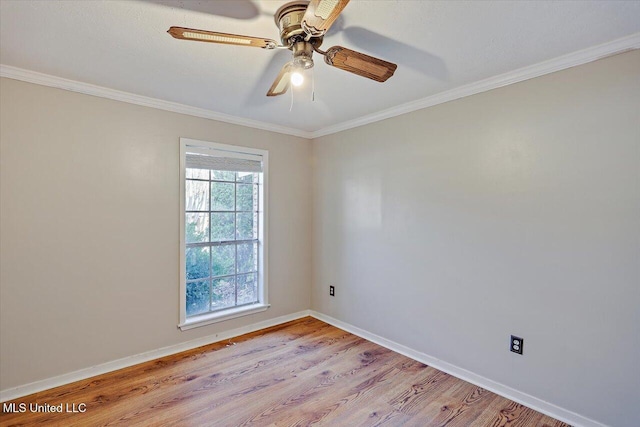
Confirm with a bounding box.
[310,32,640,139]
[2,32,638,141]
[0,65,314,140]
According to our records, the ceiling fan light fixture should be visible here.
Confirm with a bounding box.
[292,40,315,69]
[293,54,314,69]
[291,71,304,86]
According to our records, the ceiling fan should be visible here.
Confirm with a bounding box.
[167,0,397,97]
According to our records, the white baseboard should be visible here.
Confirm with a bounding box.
[0,310,311,403]
[0,309,609,427]
[309,311,607,427]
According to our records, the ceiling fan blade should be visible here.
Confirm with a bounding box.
[267,62,293,97]
[323,46,397,82]
[167,27,277,49]
[302,0,350,36]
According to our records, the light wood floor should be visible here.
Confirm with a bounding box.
[0,317,569,426]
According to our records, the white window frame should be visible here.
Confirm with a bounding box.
[178,138,269,331]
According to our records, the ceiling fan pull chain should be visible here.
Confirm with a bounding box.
[312,67,315,102]
[290,84,294,112]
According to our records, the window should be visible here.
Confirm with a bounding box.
[179,138,268,330]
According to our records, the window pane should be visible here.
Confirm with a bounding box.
[186,213,209,243]
[210,213,234,241]
[184,154,264,319]
[186,246,210,280]
[236,212,257,240]
[212,245,235,276]
[186,180,209,211]
[212,277,235,309]
[186,168,209,180]
[237,273,257,305]
[237,242,257,274]
[237,172,256,183]
[211,182,235,211]
[236,184,255,211]
[186,280,210,316]
[212,170,235,181]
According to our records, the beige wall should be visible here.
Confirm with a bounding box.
[311,50,640,426]
[0,78,312,389]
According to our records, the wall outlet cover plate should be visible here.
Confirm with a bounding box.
[510,335,523,355]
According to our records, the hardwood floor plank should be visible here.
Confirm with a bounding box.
[0,317,570,427]
[487,400,546,427]
[150,332,373,426]
[389,367,460,416]
[428,385,500,427]
[225,344,398,425]
[101,325,363,426]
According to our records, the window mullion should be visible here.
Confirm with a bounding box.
[251,179,260,301]
[208,170,213,312]
[234,176,238,307]
[186,239,257,248]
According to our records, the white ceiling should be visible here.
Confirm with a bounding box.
[1,0,639,137]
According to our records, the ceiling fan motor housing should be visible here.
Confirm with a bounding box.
[275,0,323,50]
[274,1,309,42]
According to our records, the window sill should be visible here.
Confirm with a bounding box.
[178,303,270,331]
